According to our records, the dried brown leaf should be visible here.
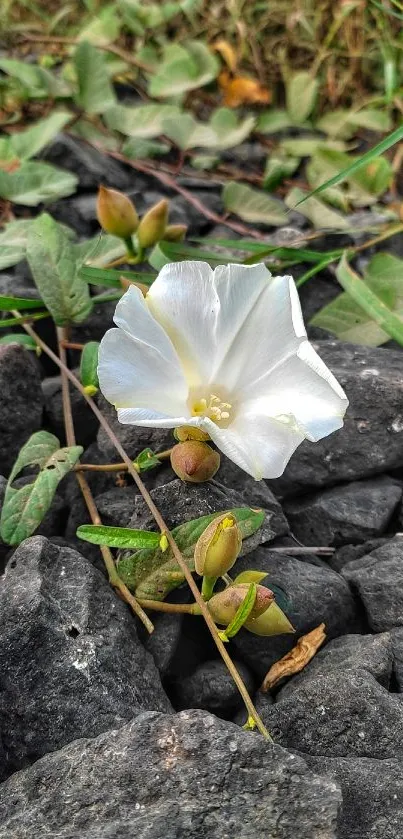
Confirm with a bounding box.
[260,622,326,691]
[218,71,271,108]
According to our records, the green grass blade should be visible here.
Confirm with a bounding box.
[336,252,403,345]
[292,124,403,206]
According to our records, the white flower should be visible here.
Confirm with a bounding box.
[98,261,348,480]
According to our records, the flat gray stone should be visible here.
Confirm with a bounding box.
[342,538,403,631]
[0,710,341,839]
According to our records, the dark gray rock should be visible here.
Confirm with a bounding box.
[0,344,43,476]
[263,669,403,758]
[307,755,403,839]
[0,535,170,777]
[44,133,131,190]
[270,341,403,496]
[217,454,289,537]
[230,546,362,680]
[391,628,403,691]
[95,486,138,526]
[329,537,389,572]
[50,194,99,237]
[175,659,255,716]
[97,394,173,461]
[0,709,341,839]
[70,299,116,344]
[285,477,402,547]
[277,632,393,700]
[127,478,279,555]
[342,538,403,631]
[42,373,99,448]
[144,610,184,679]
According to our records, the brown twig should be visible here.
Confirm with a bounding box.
[19,33,154,72]
[74,447,173,473]
[56,326,154,634]
[19,318,270,739]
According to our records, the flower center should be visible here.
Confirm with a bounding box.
[190,391,233,428]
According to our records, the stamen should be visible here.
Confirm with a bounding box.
[190,391,233,427]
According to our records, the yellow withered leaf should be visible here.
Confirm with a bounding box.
[260,623,326,691]
[218,71,271,108]
[212,39,238,73]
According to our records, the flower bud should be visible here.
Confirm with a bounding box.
[208,583,274,627]
[194,513,241,578]
[170,441,220,483]
[163,223,187,242]
[137,199,168,249]
[174,426,210,443]
[96,185,139,238]
[244,601,295,636]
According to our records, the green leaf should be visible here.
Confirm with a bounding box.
[0,334,38,351]
[77,4,121,45]
[73,233,126,268]
[0,432,82,546]
[149,41,219,97]
[26,213,93,326]
[293,124,403,206]
[317,108,393,139]
[208,108,255,150]
[307,148,393,208]
[263,153,299,190]
[104,103,182,138]
[117,507,265,600]
[329,252,403,346]
[77,524,160,549]
[256,109,292,134]
[0,58,71,98]
[74,40,116,114]
[286,187,349,230]
[10,111,71,160]
[79,264,156,288]
[233,570,268,585]
[148,240,232,271]
[0,162,78,206]
[134,447,162,472]
[0,295,45,311]
[0,312,49,328]
[280,136,347,156]
[286,71,319,124]
[223,182,287,226]
[80,341,99,392]
[122,137,170,159]
[221,583,257,640]
[162,112,217,150]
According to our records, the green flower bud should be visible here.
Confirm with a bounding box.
[170,441,220,483]
[194,513,242,578]
[174,426,210,442]
[164,223,187,242]
[244,601,295,636]
[137,199,169,249]
[96,185,139,238]
[208,583,274,627]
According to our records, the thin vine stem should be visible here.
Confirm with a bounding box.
[18,316,270,740]
[56,326,154,634]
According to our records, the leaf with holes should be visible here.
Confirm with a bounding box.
[0,431,83,546]
[117,507,265,600]
[26,213,93,325]
[223,182,287,226]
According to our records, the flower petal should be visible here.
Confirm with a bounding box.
[146,261,217,387]
[203,413,305,480]
[214,273,307,396]
[250,340,348,441]
[98,285,188,416]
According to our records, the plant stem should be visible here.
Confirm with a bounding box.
[56,326,154,635]
[137,599,201,615]
[74,448,173,473]
[20,318,270,740]
[201,575,217,600]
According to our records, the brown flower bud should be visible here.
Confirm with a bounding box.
[96,185,138,238]
[170,441,220,483]
[137,199,168,249]
[163,223,187,242]
[208,583,274,627]
[194,513,241,578]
